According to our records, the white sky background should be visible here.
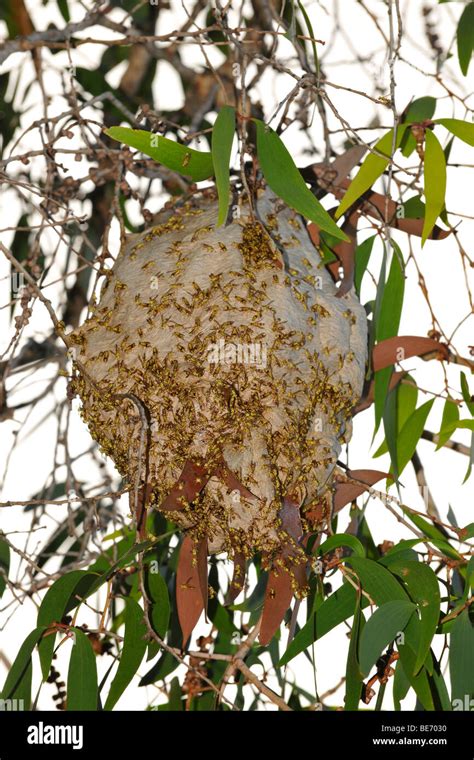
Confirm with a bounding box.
[0,0,473,711]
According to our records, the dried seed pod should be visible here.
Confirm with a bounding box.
[70,184,368,644]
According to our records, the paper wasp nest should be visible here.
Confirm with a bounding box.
[70,183,367,642]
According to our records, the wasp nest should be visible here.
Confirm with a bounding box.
[70,183,368,643]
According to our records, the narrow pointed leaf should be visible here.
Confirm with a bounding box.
[376,243,405,343]
[436,399,460,450]
[397,615,435,710]
[346,557,410,603]
[335,126,407,219]
[372,335,447,371]
[0,537,10,599]
[359,600,415,677]
[422,129,446,246]
[318,534,365,559]
[37,570,92,680]
[401,97,436,158]
[403,96,437,124]
[333,469,388,510]
[436,118,474,148]
[105,127,214,181]
[344,594,364,709]
[393,659,410,710]
[396,399,435,477]
[0,627,45,706]
[390,561,441,674]
[148,568,170,638]
[354,235,375,296]
[456,2,474,75]
[104,597,148,710]
[212,106,235,226]
[67,629,98,711]
[375,374,418,457]
[279,583,360,665]
[450,609,474,702]
[460,371,474,415]
[176,536,208,646]
[254,120,348,240]
[260,568,294,645]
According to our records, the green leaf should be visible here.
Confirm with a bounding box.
[335,126,407,219]
[105,127,214,182]
[460,523,474,542]
[37,570,94,680]
[376,243,405,343]
[212,106,235,226]
[374,244,406,462]
[455,420,474,431]
[279,582,362,665]
[167,676,184,710]
[284,0,297,41]
[395,399,435,477]
[390,561,441,674]
[318,534,365,558]
[254,120,348,240]
[380,372,398,476]
[456,2,474,75]
[148,569,170,638]
[436,118,474,147]
[345,557,409,603]
[297,0,319,77]
[104,597,148,710]
[317,231,339,264]
[393,659,410,710]
[67,629,98,711]
[436,399,460,449]
[344,594,364,709]
[359,600,415,677]
[383,539,423,557]
[89,538,153,586]
[397,615,435,710]
[57,0,70,23]
[401,99,437,157]
[422,129,446,246]
[354,235,375,296]
[0,627,45,706]
[374,366,394,438]
[460,371,474,416]
[375,375,418,457]
[450,609,474,703]
[431,654,452,711]
[0,537,10,598]
[404,97,437,124]
[399,508,462,560]
[464,432,474,483]
[281,556,411,667]
[400,195,426,218]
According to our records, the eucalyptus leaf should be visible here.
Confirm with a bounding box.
[336,126,407,219]
[254,120,348,240]
[105,127,214,181]
[67,629,98,711]
[422,129,446,246]
[212,106,235,226]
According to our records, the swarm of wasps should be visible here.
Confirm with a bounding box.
[70,183,367,645]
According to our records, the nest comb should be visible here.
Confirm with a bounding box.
[69,183,368,645]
